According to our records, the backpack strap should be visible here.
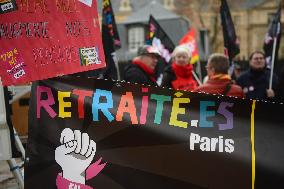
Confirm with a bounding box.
[223,81,233,96]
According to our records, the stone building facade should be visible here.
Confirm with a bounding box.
[102,0,284,60]
[175,0,284,60]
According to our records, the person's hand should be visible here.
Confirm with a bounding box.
[266,89,275,98]
[55,128,96,184]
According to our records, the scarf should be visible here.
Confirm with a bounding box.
[210,74,231,81]
[172,62,194,78]
[171,62,197,91]
[132,59,156,82]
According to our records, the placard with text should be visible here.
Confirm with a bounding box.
[0,0,105,85]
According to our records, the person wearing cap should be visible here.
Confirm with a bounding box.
[194,53,244,98]
[123,45,160,86]
[236,51,278,100]
[161,45,198,91]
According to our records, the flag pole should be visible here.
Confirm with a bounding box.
[111,52,121,80]
[196,60,203,83]
[192,70,202,86]
[269,37,277,89]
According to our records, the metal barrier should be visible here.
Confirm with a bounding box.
[1,79,27,189]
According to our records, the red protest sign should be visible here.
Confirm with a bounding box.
[0,0,106,86]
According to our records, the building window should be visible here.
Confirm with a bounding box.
[128,26,145,52]
[119,0,131,12]
[163,0,175,9]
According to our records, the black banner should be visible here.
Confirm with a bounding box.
[220,0,240,61]
[147,15,175,63]
[25,77,284,189]
[263,4,281,67]
[100,0,121,80]
[102,0,121,49]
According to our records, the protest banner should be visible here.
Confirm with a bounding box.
[0,0,105,85]
[25,78,284,189]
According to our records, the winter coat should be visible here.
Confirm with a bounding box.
[123,63,157,86]
[236,68,278,100]
[194,75,244,98]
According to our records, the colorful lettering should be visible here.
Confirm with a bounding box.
[58,91,71,118]
[150,94,171,124]
[92,89,114,122]
[217,102,234,130]
[140,88,149,125]
[116,92,138,124]
[199,101,215,128]
[73,89,93,119]
[37,86,57,118]
[169,92,190,128]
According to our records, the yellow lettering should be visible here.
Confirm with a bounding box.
[169,92,190,128]
[58,91,71,118]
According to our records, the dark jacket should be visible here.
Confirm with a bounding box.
[276,67,284,102]
[161,65,175,88]
[194,78,244,98]
[236,68,278,100]
[123,63,157,86]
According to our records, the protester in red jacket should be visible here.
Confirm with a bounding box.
[161,45,198,91]
[194,53,244,98]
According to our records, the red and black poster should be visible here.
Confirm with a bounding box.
[25,77,284,189]
[0,0,105,86]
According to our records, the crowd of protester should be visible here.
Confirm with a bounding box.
[122,44,284,102]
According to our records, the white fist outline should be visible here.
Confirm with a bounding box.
[55,128,96,184]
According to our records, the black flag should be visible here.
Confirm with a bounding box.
[220,0,240,61]
[102,0,121,49]
[147,15,175,63]
[263,4,281,68]
[101,0,121,80]
[101,25,118,80]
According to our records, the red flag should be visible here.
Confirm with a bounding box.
[179,29,200,64]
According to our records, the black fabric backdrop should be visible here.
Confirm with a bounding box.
[25,77,284,189]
